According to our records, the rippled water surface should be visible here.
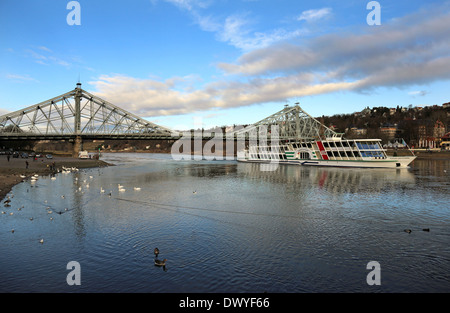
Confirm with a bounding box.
[1,153,449,292]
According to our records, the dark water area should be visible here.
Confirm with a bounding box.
[0,153,449,293]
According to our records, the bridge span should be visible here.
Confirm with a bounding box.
[0,84,336,156]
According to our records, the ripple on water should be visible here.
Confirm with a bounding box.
[1,154,449,292]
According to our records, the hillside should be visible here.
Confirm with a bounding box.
[320,103,449,145]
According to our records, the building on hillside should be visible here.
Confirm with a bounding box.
[380,124,398,140]
[350,127,367,136]
[433,120,446,138]
[441,132,450,150]
[418,120,447,148]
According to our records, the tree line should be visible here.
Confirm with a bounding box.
[320,103,449,144]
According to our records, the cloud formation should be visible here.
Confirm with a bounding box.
[159,0,305,51]
[6,74,38,82]
[91,2,450,118]
[297,8,332,22]
[26,46,73,68]
[219,4,450,90]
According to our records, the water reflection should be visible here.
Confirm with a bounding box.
[1,153,449,293]
[411,158,450,177]
[237,163,416,194]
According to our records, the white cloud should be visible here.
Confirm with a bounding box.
[163,0,211,10]
[408,90,429,97]
[218,14,305,51]
[26,46,73,68]
[161,0,305,51]
[90,3,450,119]
[297,8,332,22]
[6,74,38,82]
[0,108,10,116]
[89,74,221,116]
[37,46,52,52]
[219,5,450,88]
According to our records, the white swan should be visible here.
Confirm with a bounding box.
[134,187,141,191]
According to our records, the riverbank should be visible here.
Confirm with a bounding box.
[0,155,111,200]
[385,149,450,160]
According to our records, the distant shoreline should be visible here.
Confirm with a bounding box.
[385,148,450,160]
[0,155,111,201]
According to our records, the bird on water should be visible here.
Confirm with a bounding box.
[155,259,167,266]
[154,247,160,258]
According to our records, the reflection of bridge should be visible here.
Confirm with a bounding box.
[0,84,338,155]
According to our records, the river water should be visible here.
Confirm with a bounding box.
[0,153,449,293]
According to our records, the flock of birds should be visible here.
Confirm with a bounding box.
[3,167,145,245]
[3,185,169,269]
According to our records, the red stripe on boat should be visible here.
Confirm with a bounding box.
[316,141,329,160]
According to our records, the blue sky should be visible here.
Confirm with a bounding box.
[1,0,449,130]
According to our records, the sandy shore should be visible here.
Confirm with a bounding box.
[0,155,111,200]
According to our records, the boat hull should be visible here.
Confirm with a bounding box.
[238,156,416,168]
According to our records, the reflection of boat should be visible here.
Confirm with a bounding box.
[238,137,416,168]
[237,162,416,193]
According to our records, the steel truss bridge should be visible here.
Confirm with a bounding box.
[0,84,339,150]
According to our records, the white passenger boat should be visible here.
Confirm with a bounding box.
[235,104,416,169]
[238,136,416,168]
